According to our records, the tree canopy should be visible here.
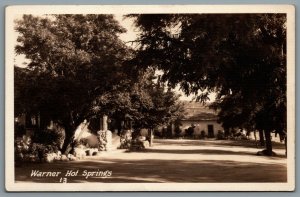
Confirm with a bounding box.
[94,68,184,131]
[15,14,134,151]
[14,14,184,152]
[128,14,287,155]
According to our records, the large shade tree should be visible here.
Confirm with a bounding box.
[15,14,185,153]
[14,14,131,152]
[128,14,287,155]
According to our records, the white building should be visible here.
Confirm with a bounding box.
[178,102,223,138]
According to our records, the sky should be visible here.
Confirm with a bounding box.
[114,15,139,49]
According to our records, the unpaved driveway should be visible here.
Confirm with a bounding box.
[15,139,287,183]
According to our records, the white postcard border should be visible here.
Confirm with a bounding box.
[5,5,295,191]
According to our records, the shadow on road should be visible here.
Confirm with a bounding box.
[15,139,287,183]
[154,139,285,149]
[15,158,287,183]
[143,148,254,156]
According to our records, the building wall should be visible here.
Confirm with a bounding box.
[180,120,223,137]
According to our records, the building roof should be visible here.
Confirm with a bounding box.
[181,101,218,121]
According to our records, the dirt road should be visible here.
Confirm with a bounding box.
[15,139,287,183]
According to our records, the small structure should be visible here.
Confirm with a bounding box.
[179,102,223,138]
[155,102,222,138]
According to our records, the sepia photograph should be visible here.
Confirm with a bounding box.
[5,5,295,191]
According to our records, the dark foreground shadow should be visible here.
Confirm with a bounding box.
[15,158,287,183]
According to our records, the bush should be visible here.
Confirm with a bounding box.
[200,130,206,139]
[15,136,59,163]
[185,126,195,138]
[15,137,30,163]
[216,130,225,140]
[174,126,182,137]
[161,127,168,138]
[119,130,132,149]
[32,128,64,148]
[154,129,162,138]
[30,143,59,159]
[130,137,147,151]
[14,123,26,137]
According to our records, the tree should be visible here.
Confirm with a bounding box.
[128,14,287,155]
[15,14,130,153]
[15,14,185,152]
[128,69,185,145]
[95,68,185,144]
[130,69,185,131]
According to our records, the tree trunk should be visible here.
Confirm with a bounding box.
[253,130,258,148]
[285,135,287,157]
[117,118,122,136]
[148,129,153,147]
[224,128,230,138]
[258,129,265,147]
[61,124,77,155]
[264,129,273,156]
[61,132,73,155]
[171,123,175,138]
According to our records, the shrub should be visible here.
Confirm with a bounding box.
[216,130,225,140]
[154,129,162,138]
[174,126,182,137]
[186,126,195,138]
[130,138,146,151]
[15,137,30,163]
[14,123,26,137]
[15,136,59,163]
[119,130,132,149]
[32,128,64,148]
[200,130,206,139]
[30,143,59,159]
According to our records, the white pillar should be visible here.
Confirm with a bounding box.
[103,115,108,131]
[106,130,112,151]
[102,115,112,151]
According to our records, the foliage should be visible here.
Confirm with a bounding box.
[30,143,59,156]
[15,137,59,163]
[14,14,130,151]
[14,122,26,137]
[128,14,287,154]
[185,125,195,138]
[119,130,132,149]
[130,136,149,151]
[32,129,64,147]
[200,130,206,139]
[174,119,183,137]
[96,68,185,131]
[15,14,185,153]
[216,130,225,140]
[131,70,185,130]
